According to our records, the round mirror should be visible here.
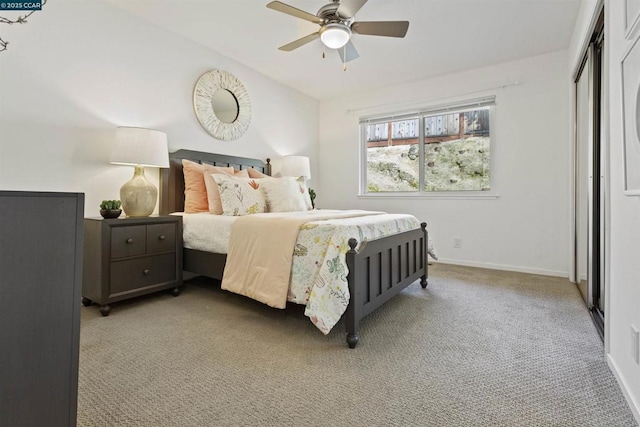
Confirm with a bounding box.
[212,89,239,124]
[193,69,252,141]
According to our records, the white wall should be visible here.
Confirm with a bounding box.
[0,0,318,216]
[605,0,640,421]
[318,50,571,277]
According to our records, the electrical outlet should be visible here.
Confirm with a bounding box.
[453,237,462,249]
[632,325,640,365]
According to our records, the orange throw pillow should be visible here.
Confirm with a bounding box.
[247,168,268,178]
[182,159,233,213]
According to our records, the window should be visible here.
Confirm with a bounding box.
[361,97,494,195]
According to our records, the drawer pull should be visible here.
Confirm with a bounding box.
[143,269,150,275]
[126,238,134,244]
[158,235,166,241]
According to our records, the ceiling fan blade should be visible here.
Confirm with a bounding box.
[266,1,324,25]
[336,0,368,19]
[336,40,360,63]
[278,32,320,51]
[352,21,410,38]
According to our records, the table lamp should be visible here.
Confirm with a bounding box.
[110,127,169,217]
[281,155,311,180]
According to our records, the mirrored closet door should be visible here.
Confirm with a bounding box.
[574,10,605,339]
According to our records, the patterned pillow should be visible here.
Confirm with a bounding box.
[203,168,250,215]
[213,174,267,216]
[261,176,312,212]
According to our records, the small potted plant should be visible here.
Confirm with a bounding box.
[100,200,122,219]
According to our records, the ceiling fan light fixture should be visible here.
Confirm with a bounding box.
[320,23,351,49]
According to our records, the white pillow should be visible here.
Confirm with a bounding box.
[213,174,267,216]
[261,176,312,212]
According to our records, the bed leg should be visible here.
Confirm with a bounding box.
[99,305,111,317]
[345,238,363,349]
[346,316,360,349]
[420,222,428,289]
[346,333,359,349]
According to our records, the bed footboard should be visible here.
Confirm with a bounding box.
[344,222,428,348]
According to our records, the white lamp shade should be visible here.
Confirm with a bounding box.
[110,127,170,168]
[281,155,311,179]
[320,24,351,49]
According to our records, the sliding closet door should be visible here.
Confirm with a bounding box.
[591,27,606,333]
[575,53,591,304]
[574,10,605,338]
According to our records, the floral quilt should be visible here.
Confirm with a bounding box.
[286,213,430,334]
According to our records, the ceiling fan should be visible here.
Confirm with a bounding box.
[266,0,409,64]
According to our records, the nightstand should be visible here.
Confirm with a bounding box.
[82,215,183,316]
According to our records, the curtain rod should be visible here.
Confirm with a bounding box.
[345,81,521,116]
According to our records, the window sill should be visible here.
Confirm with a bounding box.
[358,193,500,200]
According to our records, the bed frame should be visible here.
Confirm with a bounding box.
[160,149,428,348]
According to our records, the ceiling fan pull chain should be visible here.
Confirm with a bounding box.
[322,45,325,59]
[343,45,347,71]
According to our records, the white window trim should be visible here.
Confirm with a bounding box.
[358,193,500,200]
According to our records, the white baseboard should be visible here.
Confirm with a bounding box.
[607,354,640,424]
[433,258,568,278]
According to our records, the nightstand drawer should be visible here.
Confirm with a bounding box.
[146,223,176,254]
[109,253,176,295]
[111,225,146,259]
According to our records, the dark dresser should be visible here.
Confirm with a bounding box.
[0,191,84,427]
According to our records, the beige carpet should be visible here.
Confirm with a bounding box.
[78,263,637,426]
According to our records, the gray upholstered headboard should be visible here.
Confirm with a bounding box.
[159,149,271,215]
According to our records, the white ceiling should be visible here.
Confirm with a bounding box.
[105,0,582,101]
